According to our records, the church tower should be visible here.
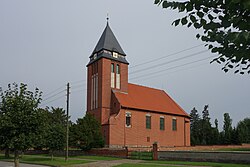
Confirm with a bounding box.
[86,21,129,126]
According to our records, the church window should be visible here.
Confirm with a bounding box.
[112,52,118,58]
[95,74,98,108]
[116,64,120,74]
[111,63,115,88]
[125,112,131,127]
[111,63,114,73]
[93,74,96,108]
[91,75,94,110]
[160,116,165,130]
[146,114,151,129]
[172,117,177,131]
[116,64,120,89]
[91,62,98,110]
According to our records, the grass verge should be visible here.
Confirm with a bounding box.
[215,148,250,152]
[0,154,92,166]
[70,155,121,161]
[141,160,250,167]
[115,163,171,167]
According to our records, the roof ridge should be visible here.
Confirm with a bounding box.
[128,83,164,92]
[161,91,190,117]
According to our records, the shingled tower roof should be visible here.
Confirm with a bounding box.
[88,22,128,66]
[92,22,126,56]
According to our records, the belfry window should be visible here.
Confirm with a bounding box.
[116,64,120,74]
[111,63,114,73]
[116,64,120,89]
[111,63,115,88]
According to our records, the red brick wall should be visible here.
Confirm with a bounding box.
[87,57,128,146]
[109,109,190,147]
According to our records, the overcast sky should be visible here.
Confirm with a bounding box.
[0,0,249,129]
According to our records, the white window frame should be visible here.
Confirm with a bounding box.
[125,112,131,127]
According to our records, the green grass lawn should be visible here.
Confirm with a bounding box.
[0,153,121,166]
[20,156,91,166]
[2,153,250,167]
[215,148,250,152]
[115,164,171,167]
[30,153,121,161]
[70,155,121,161]
[138,160,250,167]
[0,154,92,166]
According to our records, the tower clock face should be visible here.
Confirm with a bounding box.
[112,52,118,58]
[93,53,97,60]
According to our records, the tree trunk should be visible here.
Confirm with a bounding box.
[4,148,10,158]
[14,150,19,167]
[51,150,54,161]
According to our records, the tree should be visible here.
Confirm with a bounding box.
[200,105,213,145]
[70,113,104,150]
[0,83,42,167]
[231,127,240,144]
[33,107,67,160]
[237,118,250,143]
[211,118,220,144]
[155,0,250,74]
[223,113,233,144]
[190,107,201,145]
[46,107,67,160]
[33,108,50,150]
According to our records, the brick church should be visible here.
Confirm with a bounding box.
[86,21,190,148]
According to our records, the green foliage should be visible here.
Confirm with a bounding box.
[70,113,104,150]
[0,83,42,150]
[237,118,250,143]
[190,107,201,145]
[33,107,67,158]
[200,105,213,145]
[0,83,43,166]
[212,119,220,144]
[46,108,67,154]
[190,105,215,145]
[155,0,250,74]
[223,113,233,144]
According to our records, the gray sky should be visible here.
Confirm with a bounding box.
[0,0,249,129]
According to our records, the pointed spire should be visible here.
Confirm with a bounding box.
[87,20,129,67]
[92,21,126,56]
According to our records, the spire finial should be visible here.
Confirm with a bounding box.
[106,13,109,23]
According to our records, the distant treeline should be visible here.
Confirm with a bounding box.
[190,105,250,145]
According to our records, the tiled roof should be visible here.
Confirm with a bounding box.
[113,83,189,117]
